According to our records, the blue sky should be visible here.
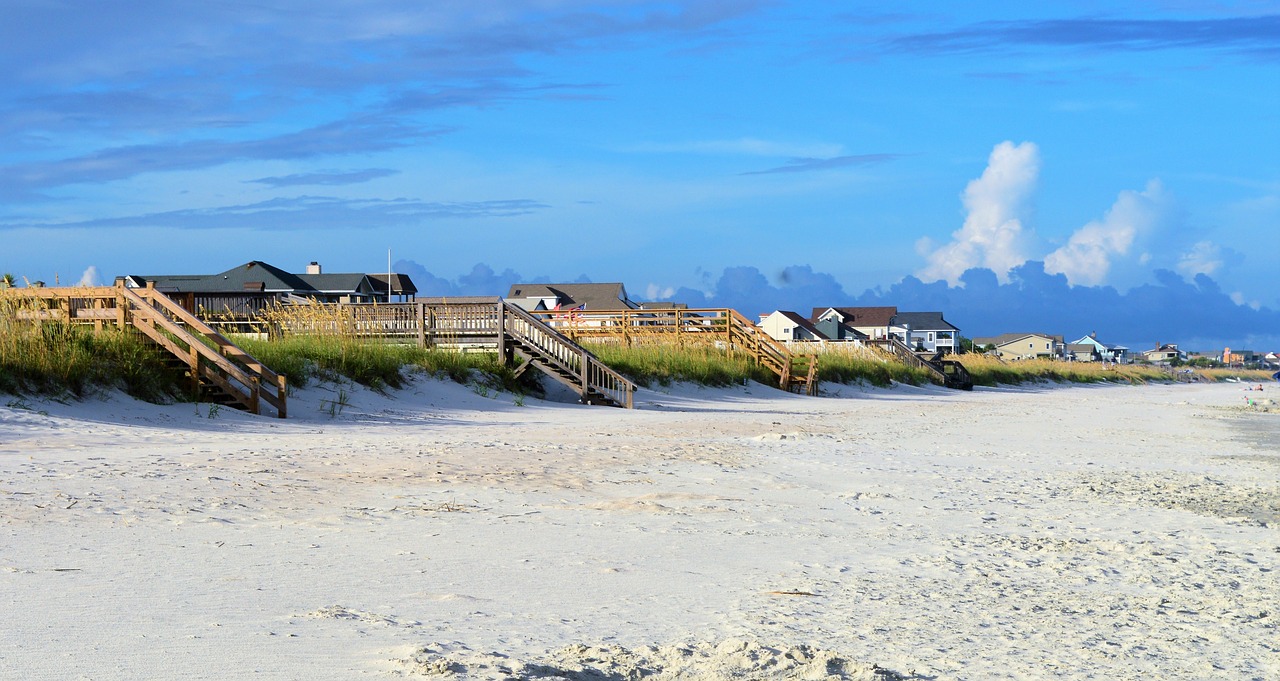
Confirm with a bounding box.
[2,1,1278,350]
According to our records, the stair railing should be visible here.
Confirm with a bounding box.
[120,285,287,417]
[501,301,635,408]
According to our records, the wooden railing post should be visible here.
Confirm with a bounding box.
[416,301,426,348]
[496,301,506,362]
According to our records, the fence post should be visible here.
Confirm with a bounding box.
[496,301,506,363]
[416,302,426,348]
[580,347,590,400]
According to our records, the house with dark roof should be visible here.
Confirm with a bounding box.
[1143,343,1185,364]
[506,283,638,312]
[810,306,896,341]
[759,310,829,342]
[891,311,960,354]
[810,306,960,353]
[119,260,417,316]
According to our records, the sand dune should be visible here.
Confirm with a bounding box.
[1,378,1276,679]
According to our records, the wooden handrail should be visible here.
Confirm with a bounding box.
[118,287,264,411]
[1,286,287,416]
[501,301,634,408]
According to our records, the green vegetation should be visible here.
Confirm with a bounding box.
[0,318,178,401]
[955,353,1275,387]
[232,336,538,395]
[584,342,776,387]
[3,290,1272,406]
[584,342,935,389]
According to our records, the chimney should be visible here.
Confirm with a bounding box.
[307,261,322,275]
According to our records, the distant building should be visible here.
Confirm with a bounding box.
[1070,333,1130,363]
[811,306,894,340]
[759,310,829,342]
[118,260,417,316]
[1142,343,1185,364]
[505,283,638,311]
[972,333,1064,361]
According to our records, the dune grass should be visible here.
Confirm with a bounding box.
[0,296,178,400]
[583,342,936,388]
[583,342,777,387]
[232,335,536,395]
[954,353,1275,386]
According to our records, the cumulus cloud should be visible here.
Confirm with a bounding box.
[76,265,101,286]
[1044,180,1169,285]
[1177,240,1227,278]
[917,140,1040,285]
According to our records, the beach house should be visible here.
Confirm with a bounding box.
[972,333,1064,361]
[118,260,418,316]
[1070,333,1130,363]
[759,310,829,342]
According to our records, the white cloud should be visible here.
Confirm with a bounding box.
[1176,240,1224,277]
[1044,180,1168,286]
[76,265,101,286]
[645,283,675,300]
[917,140,1040,285]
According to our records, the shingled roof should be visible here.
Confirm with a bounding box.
[506,283,637,310]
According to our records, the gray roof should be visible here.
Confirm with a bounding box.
[890,311,958,332]
[812,306,897,327]
[506,283,637,310]
[133,260,413,297]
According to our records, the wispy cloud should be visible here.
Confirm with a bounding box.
[247,168,399,187]
[0,195,548,231]
[0,118,445,198]
[889,15,1280,56]
[740,153,903,176]
[624,138,846,158]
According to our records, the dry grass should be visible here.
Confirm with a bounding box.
[0,287,179,399]
[956,353,1275,386]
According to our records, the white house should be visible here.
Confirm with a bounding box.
[759,310,829,342]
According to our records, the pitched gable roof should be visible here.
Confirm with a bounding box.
[972,332,1063,348]
[506,283,637,310]
[775,310,829,340]
[891,311,957,332]
[811,306,898,327]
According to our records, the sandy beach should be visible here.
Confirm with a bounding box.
[1,378,1277,680]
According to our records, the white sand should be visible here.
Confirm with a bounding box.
[1,377,1277,680]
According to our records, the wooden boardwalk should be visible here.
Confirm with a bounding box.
[242,298,636,408]
[254,303,816,395]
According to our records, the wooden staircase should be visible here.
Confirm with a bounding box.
[2,285,288,417]
[867,338,973,391]
[724,310,817,394]
[499,301,636,408]
[119,285,289,416]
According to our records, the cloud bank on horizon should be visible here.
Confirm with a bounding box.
[1,2,1276,348]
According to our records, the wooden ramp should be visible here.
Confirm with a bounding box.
[2,285,287,417]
